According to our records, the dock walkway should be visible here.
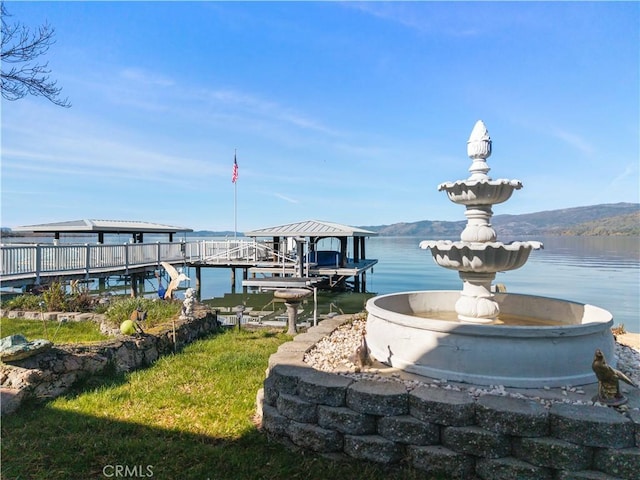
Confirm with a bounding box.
[0,240,376,291]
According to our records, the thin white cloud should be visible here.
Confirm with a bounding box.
[606,162,639,191]
[119,68,175,87]
[550,128,594,156]
[201,87,341,136]
[347,2,482,36]
[273,193,299,204]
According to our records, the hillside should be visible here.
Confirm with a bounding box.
[360,203,639,237]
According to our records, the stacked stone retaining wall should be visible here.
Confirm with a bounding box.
[257,317,640,480]
[1,306,220,415]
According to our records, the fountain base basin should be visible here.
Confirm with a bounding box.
[365,291,615,388]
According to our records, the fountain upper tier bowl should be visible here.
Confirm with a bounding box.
[438,178,523,206]
[365,291,615,388]
[420,240,543,273]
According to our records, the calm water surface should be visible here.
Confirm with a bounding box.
[363,236,639,332]
[5,234,638,332]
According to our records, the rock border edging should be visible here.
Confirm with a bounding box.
[1,306,221,415]
[257,316,640,480]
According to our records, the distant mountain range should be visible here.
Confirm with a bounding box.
[359,203,640,237]
[3,203,637,239]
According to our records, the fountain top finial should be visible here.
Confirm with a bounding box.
[467,120,492,180]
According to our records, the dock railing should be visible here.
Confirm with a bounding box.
[0,240,278,285]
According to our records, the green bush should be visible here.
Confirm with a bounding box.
[1,293,43,311]
[42,282,68,312]
[67,291,95,312]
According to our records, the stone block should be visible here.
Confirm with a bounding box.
[262,374,279,406]
[305,323,338,335]
[377,415,439,445]
[475,395,548,436]
[318,317,349,331]
[261,403,291,437]
[317,405,376,435]
[593,447,640,480]
[297,370,353,406]
[277,341,314,353]
[409,386,475,426]
[550,403,634,448]
[627,409,640,447]
[475,457,553,480]
[556,470,625,480]
[344,434,404,464]
[408,444,475,479]
[287,421,343,453]
[267,351,306,369]
[1,388,27,416]
[346,380,408,416]
[268,364,309,395]
[292,332,325,343]
[513,436,592,470]
[442,425,511,458]
[276,393,317,423]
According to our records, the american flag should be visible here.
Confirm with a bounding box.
[232,155,238,183]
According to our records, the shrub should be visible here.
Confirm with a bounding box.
[67,291,95,312]
[1,293,43,311]
[42,282,67,312]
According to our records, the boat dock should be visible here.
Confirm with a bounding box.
[1,219,378,295]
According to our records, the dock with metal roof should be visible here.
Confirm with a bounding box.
[241,219,378,292]
[1,219,377,295]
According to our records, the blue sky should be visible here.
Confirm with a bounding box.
[1,1,638,232]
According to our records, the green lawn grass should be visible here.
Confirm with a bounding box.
[1,329,430,480]
[1,317,108,344]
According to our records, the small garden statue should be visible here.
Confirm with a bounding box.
[180,288,196,320]
[592,348,636,406]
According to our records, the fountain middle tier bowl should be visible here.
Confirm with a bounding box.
[420,240,543,273]
[438,178,522,206]
[365,291,615,388]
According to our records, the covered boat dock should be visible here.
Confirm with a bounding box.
[11,219,192,244]
[242,220,378,292]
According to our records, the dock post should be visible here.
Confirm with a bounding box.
[195,267,202,300]
[242,268,248,293]
[130,274,138,297]
[231,268,236,292]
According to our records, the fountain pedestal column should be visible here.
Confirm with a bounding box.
[456,271,498,322]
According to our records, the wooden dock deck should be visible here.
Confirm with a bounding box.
[0,240,377,293]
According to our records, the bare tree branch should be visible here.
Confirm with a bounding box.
[1,2,71,107]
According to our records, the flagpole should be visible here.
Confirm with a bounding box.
[233,149,237,240]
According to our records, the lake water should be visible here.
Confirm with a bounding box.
[193,235,639,333]
[4,234,638,332]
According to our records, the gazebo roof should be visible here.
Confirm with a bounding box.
[244,220,377,238]
[13,219,193,234]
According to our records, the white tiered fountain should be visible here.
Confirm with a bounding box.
[365,121,615,388]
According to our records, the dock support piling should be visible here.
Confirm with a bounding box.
[195,267,202,300]
[231,268,236,292]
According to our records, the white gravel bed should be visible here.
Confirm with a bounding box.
[303,317,640,411]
